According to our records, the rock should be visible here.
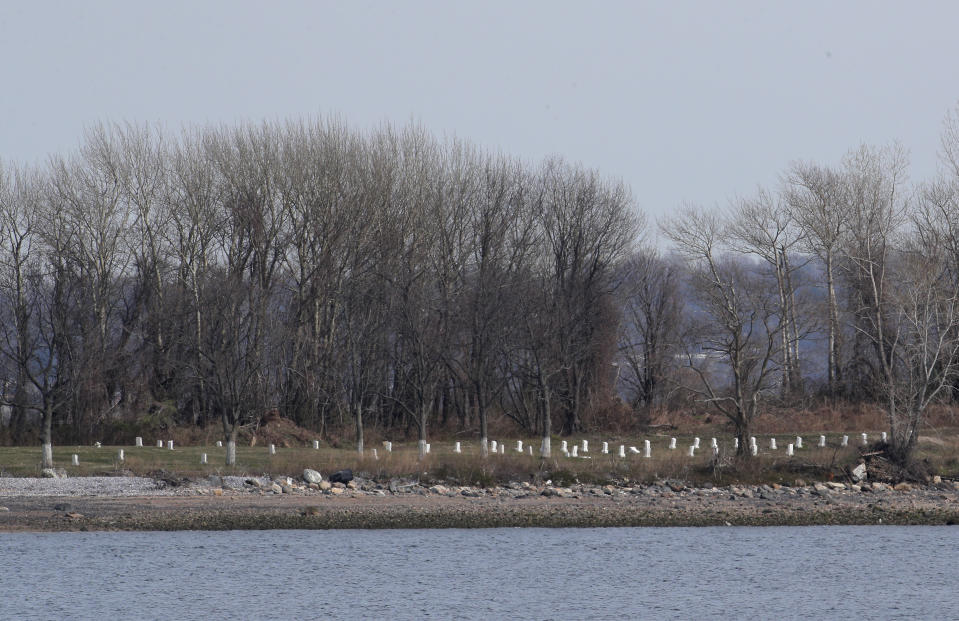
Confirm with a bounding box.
[329,487,344,495]
[54,503,72,512]
[541,487,560,497]
[893,482,912,491]
[213,488,224,496]
[429,485,449,495]
[65,512,84,519]
[280,484,293,494]
[245,478,263,488]
[461,488,480,497]
[826,481,847,490]
[302,469,323,484]
[346,481,357,490]
[0,506,8,512]
[270,483,283,494]
[794,479,806,487]
[41,469,60,479]
[851,463,867,482]
[932,475,942,485]
[328,469,353,484]
[871,482,886,492]
[318,481,332,491]
[602,485,614,495]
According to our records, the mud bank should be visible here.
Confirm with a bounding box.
[1,477,958,531]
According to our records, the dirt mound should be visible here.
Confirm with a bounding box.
[240,415,319,448]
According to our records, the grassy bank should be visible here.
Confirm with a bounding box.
[2,429,957,487]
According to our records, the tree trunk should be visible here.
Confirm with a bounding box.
[41,402,54,468]
[225,426,237,466]
[478,390,489,457]
[355,404,364,455]
[540,391,552,458]
[826,252,841,393]
[417,406,428,460]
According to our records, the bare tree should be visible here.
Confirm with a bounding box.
[663,206,781,456]
[727,188,808,395]
[784,162,848,394]
[617,248,682,411]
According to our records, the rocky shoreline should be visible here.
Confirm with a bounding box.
[1,473,958,531]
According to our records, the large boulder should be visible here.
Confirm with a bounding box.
[328,469,353,484]
[302,469,323,484]
[851,463,867,482]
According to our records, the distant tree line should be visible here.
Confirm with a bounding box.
[1,111,958,465]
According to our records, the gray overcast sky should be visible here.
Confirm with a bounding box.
[2,1,958,219]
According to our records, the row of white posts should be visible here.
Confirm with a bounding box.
[73,430,891,466]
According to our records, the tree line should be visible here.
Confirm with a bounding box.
[1,111,958,466]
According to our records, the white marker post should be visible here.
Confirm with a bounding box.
[373,449,378,460]
[313,440,320,449]
[72,454,79,466]
[734,438,739,449]
[787,444,794,456]
[710,438,718,449]
[571,445,579,457]
[269,444,276,455]
[819,435,826,448]
[157,440,163,448]
[386,441,393,453]
[770,438,777,450]
[644,439,651,458]
[693,437,701,449]
[490,440,498,453]
[560,440,567,453]
[216,440,223,448]
[167,440,174,450]
[581,440,588,453]
[669,438,677,450]
[881,432,887,443]
[135,437,143,447]
[841,435,849,447]
[861,433,868,446]
[200,453,207,464]
[118,449,124,462]
[425,443,431,454]
[528,445,533,456]
[796,436,803,449]
[516,440,523,452]
[454,441,461,454]
[751,444,758,456]
[688,445,695,457]
[629,446,641,454]
[618,445,626,458]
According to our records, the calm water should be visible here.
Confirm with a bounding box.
[1,526,957,620]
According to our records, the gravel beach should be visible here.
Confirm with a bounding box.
[1,475,958,531]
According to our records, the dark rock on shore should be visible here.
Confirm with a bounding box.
[329,470,353,484]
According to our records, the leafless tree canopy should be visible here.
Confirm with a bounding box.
[2,109,959,465]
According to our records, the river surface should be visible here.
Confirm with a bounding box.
[1,526,956,620]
